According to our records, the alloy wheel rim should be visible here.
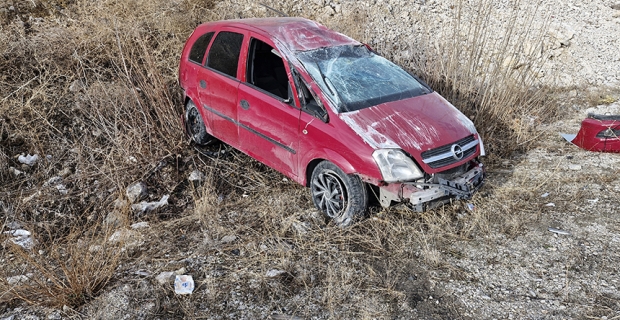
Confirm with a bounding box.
[312,170,346,219]
[186,107,202,141]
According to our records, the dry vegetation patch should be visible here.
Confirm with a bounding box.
[0,0,589,318]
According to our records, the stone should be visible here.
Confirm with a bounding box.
[220,235,237,243]
[549,24,575,48]
[265,269,286,277]
[188,170,205,182]
[156,271,175,285]
[104,211,124,226]
[130,222,149,229]
[6,274,30,285]
[47,311,61,320]
[125,182,147,203]
[108,229,135,243]
[9,167,24,176]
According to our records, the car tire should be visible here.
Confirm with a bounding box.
[185,100,216,146]
[310,161,368,227]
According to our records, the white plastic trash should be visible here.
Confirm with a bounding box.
[18,154,39,166]
[174,275,194,294]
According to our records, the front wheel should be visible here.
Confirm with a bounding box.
[310,161,368,227]
[185,100,216,146]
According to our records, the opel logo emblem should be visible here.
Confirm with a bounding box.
[451,144,464,160]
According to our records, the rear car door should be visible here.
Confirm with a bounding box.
[183,31,215,134]
[198,28,246,147]
[237,36,301,178]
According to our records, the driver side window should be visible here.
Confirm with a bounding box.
[246,38,291,101]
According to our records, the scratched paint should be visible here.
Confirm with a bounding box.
[339,92,477,157]
[227,18,359,52]
[340,112,400,149]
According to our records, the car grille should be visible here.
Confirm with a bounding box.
[421,135,478,169]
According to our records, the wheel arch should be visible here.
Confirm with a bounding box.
[302,149,356,187]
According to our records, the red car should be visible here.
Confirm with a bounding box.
[179,18,485,226]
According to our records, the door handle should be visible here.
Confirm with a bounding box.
[240,100,250,110]
[199,80,207,88]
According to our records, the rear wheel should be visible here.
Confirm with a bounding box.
[310,161,368,227]
[185,100,216,146]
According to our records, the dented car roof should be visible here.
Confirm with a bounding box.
[200,17,360,52]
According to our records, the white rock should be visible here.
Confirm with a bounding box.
[56,184,68,195]
[6,274,31,285]
[220,235,237,243]
[9,167,24,176]
[126,182,147,203]
[44,176,63,187]
[130,222,150,229]
[265,269,286,277]
[549,24,575,48]
[188,170,205,182]
[104,210,124,226]
[568,164,582,171]
[108,229,134,243]
[4,229,36,249]
[156,271,175,285]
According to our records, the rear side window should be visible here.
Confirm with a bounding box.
[188,32,214,64]
[207,31,244,78]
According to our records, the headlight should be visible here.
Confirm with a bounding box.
[372,149,424,183]
[478,135,486,156]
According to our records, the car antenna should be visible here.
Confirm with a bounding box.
[258,3,288,17]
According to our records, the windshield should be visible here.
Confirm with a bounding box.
[296,45,431,112]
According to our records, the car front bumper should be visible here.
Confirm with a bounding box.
[378,162,485,211]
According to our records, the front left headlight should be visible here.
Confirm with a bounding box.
[372,149,424,183]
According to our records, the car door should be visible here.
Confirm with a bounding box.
[237,36,301,178]
[184,31,215,134]
[198,28,247,147]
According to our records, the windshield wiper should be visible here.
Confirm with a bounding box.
[315,62,348,112]
[316,62,334,95]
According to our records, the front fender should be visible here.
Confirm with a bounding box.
[299,148,371,186]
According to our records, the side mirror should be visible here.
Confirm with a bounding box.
[306,101,329,123]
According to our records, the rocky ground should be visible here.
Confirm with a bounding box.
[1,0,620,319]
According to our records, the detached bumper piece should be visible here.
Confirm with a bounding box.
[561,113,620,153]
[378,163,485,211]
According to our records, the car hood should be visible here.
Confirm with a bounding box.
[339,92,478,154]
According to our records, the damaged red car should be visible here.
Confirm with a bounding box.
[179,17,485,226]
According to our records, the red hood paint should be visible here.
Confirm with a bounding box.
[339,92,477,157]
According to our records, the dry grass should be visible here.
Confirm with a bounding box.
[1,224,122,307]
[0,0,215,309]
[403,0,558,157]
[0,0,566,317]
